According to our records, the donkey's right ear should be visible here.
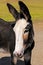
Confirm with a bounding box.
[7,3,19,20]
[19,1,31,20]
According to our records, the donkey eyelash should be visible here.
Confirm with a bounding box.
[24,23,31,33]
[24,24,30,33]
[24,29,29,33]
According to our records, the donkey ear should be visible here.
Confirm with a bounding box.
[7,3,19,20]
[18,1,31,20]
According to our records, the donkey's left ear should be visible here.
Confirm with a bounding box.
[18,1,31,20]
[7,3,19,20]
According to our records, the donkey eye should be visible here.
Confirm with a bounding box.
[24,23,31,33]
[24,29,29,33]
[24,24,30,33]
[23,31,29,40]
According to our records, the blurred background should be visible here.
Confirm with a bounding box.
[0,0,43,65]
[0,0,43,21]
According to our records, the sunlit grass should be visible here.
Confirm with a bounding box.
[0,0,43,21]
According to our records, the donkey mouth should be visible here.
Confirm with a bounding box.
[13,53,24,58]
[13,54,24,64]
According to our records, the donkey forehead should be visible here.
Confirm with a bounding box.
[13,18,29,32]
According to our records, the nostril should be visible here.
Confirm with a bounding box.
[13,51,18,57]
[17,53,21,57]
[13,50,24,58]
[14,52,21,57]
[15,52,23,58]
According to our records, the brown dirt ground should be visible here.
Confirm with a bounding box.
[0,20,43,65]
[32,20,43,65]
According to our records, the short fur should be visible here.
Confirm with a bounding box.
[0,1,34,65]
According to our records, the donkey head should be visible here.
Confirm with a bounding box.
[7,1,33,58]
